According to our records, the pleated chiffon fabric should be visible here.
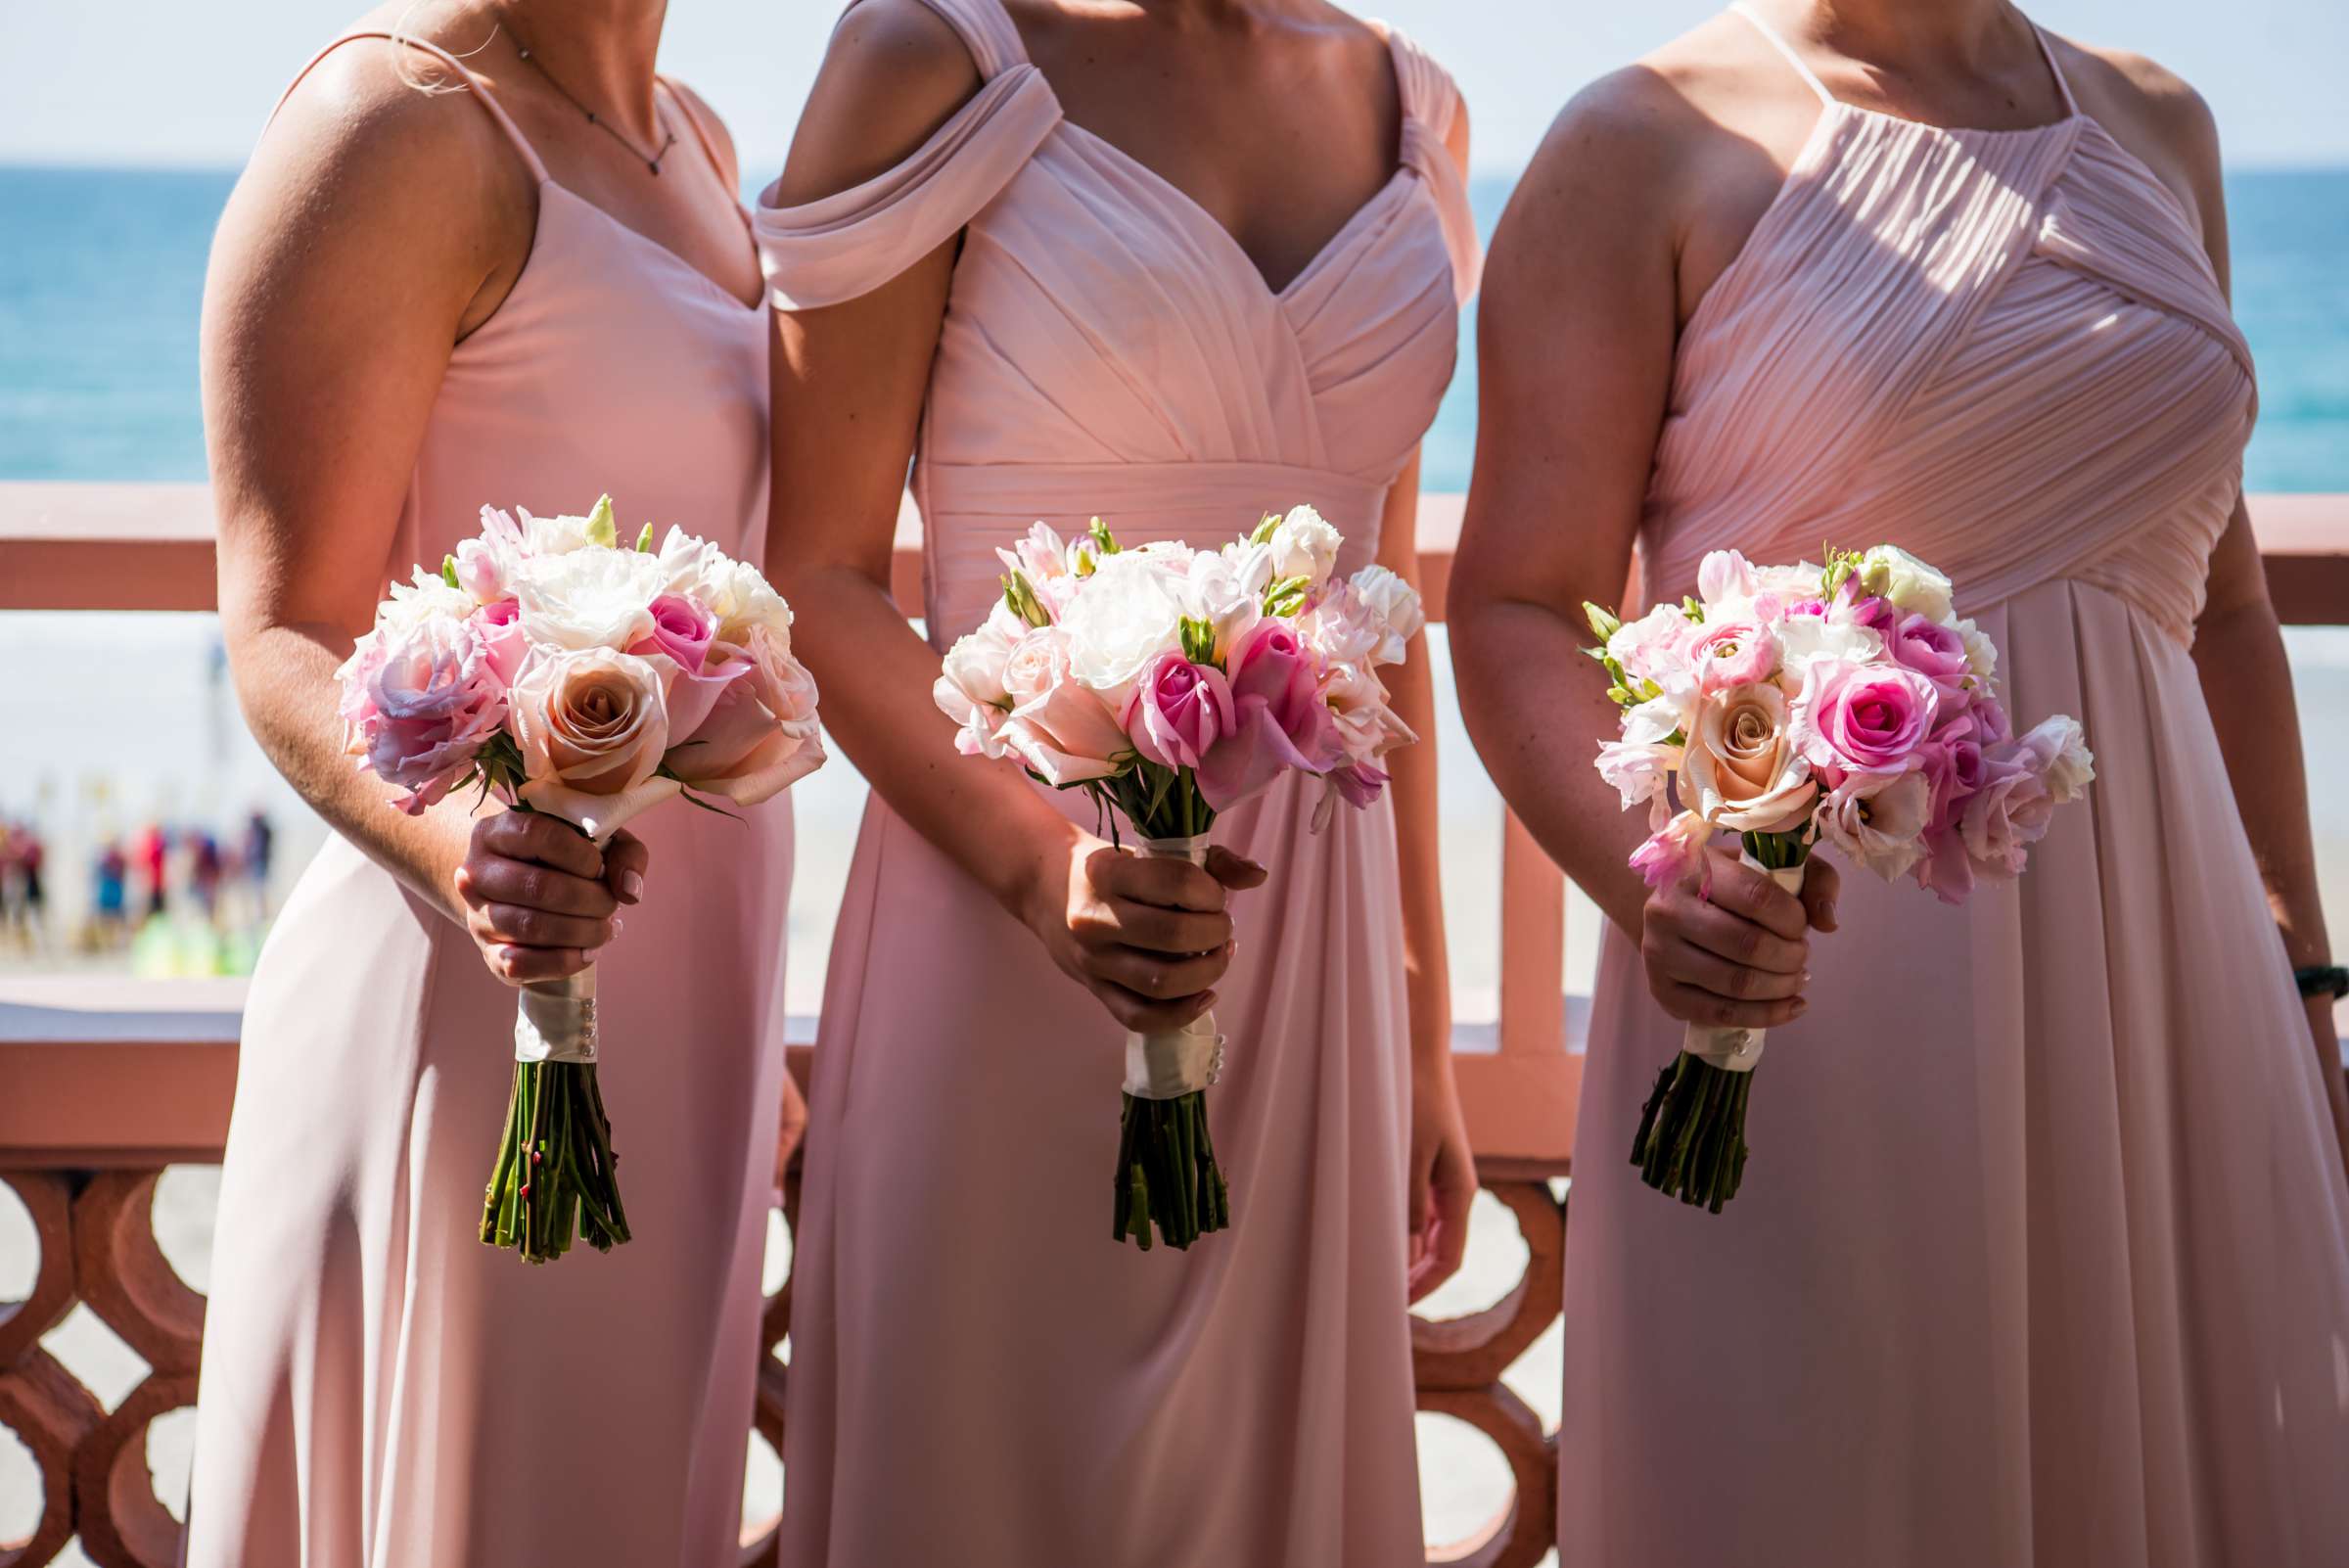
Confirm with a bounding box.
[184,35,788,1568]
[1562,10,2349,1565]
[754,3,1477,1562]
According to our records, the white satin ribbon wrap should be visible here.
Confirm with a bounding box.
[1681,854,1807,1074]
[515,964,599,1065]
[1123,834,1226,1101]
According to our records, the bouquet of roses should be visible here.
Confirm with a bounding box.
[1588,544,2092,1212]
[934,506,1422,1249]
[337,496,823,1262]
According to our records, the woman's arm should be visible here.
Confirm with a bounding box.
[206,45,638,986]
[2142,69,2349,1163]
[765,1,1256,1038]
[1394,97,1478,1302]
[1451,74,1824,1035]
[1379,449,1472,1299]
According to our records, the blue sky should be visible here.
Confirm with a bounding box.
[3,0,2340,174]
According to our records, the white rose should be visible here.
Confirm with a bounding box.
[1348,564,1424,666]
[512,545,666,651]
[938,601,1023,713]
[1058,551,1182,707]
[1267,505,1342,584]
[1857,545,1956,624]
[379,567,476,632]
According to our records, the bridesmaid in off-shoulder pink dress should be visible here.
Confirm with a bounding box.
[1457,4,2349,1564]
[756,1,1479,1561]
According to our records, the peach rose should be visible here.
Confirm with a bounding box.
[509,646,679,837]
[1682,681,1817,833]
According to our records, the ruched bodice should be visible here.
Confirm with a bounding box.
[1642,27,2254,645]
[757,0,1477,640]
[1566,14,2349,1567]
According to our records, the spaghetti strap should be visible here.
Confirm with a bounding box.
[656,77,740,191]
[268,30,551,184]
[1727,2,1837,108]
[2029,23,2081,115]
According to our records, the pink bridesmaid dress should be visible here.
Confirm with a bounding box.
[1562,8,2349,1565]
[183,35,788,1568]
[752,3,1477,1562]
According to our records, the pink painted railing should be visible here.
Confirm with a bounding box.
[4,482,2346,1567]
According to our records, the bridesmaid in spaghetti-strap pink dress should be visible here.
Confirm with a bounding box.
[185,29,785,1568]
[754,2,1477,1562]
[1512,7,2349,1565]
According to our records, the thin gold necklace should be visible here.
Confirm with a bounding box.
[505,24,679,176]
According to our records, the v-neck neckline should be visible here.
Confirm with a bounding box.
[539,81,764,314]
[1016,26,1417,301]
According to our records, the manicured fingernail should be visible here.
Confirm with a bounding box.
[611,917,624,939]
[1802,968,1812,983]
[1792,998,1809,1016]
[620,871,644,901]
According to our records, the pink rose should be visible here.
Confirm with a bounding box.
[634,595,750,742]
[666,624,826,805]
[1001,625,1128,785]
[1128,651,1234,772]
[1197,621,1344,809]
[1687,619,1778,693]
[1834,580,1902,635]
[1887,612,1971,707]
[472,597,529,685]
[637,593,717,673]
[1793,660,1939,775]
[508,646,678,837]
[342,617,509,815]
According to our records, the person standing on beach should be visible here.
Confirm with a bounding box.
[1452,1,2349,1563]
[185,3,797,1562]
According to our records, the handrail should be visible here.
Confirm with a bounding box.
[8,483,2349,623]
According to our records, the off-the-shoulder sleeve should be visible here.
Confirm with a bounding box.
[754,66,1060,310]
[1381,27,1482,305]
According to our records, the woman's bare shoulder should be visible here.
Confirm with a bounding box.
[772,0,986,205]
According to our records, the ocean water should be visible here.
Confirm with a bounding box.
[5,165,2347,491]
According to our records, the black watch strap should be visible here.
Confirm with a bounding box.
[2297,965,2349,1000]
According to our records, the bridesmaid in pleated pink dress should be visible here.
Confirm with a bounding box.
[187,9,790,1564]
[1455,2,2349,1562]
[755,1,1478,1561]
